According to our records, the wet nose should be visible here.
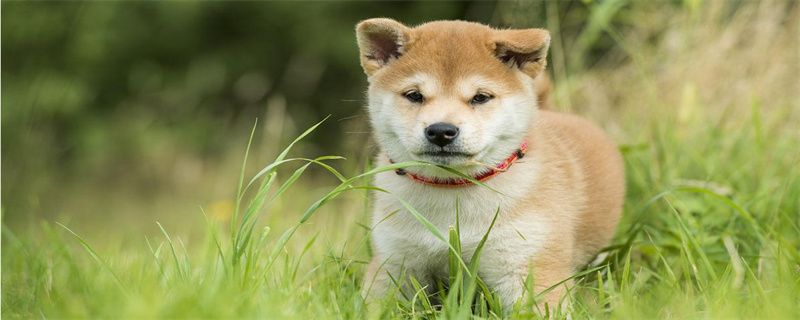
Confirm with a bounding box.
[424,122,460,147]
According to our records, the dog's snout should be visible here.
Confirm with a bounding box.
[425,122,460,147]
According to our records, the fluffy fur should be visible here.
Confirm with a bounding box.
[356,19,625,311]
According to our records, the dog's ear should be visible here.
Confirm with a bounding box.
[493,29,550,79]
[356,18,411,76]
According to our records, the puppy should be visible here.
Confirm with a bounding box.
[356,19,624,312]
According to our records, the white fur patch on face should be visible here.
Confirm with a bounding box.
[401,73,439,95]
[367,72,445,178]
[456,74,538,170]
[456,75,497,98]
[367,71,538,178]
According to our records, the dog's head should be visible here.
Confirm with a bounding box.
[356,19,549,176]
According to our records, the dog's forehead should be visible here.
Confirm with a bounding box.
[372,21,523,93]
[411,20,495,43]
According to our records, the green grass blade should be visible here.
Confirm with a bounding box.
[56,222,126,291]
[232,119,259,236]
[156,221,187,280]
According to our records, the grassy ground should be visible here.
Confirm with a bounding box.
[3,2,799,319]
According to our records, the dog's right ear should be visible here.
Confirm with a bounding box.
[493,29,550,79]
[356,18,411,76]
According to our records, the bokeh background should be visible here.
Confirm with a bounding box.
[3,0,630,232]
[3,0,798,236]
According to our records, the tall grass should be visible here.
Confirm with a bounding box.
[3,1,799,319]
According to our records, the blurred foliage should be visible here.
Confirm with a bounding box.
[2,1,509,221]
[2,0,702,223]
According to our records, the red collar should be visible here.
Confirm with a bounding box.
[393,141,528,187]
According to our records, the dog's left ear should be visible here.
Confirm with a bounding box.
[493,29,550,79]
[356,18,411,76]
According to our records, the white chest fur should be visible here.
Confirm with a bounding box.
[370,156,552,283]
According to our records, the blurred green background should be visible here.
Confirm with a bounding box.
[4,0,798,232]
[3,0,615,229]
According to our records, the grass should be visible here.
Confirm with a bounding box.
[3,1,799,319]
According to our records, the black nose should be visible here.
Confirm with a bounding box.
[425,122,460,147]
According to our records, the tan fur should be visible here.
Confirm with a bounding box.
[524,111,625,265]
[517,111,624,308]
[534,73,554,109]
[356,19,624,314]
[357,20,547,93]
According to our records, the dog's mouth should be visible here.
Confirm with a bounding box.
[418,151,472,157]
[415,150,475,164]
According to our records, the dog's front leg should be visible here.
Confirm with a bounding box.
[528,256,574,316]
[361,256,435,303]
[527,240,575,316]
[482,241,574,315]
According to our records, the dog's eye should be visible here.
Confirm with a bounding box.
[403,90,425,103]
[470,93,493,105]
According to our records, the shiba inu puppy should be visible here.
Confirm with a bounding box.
[355,19,624,312]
